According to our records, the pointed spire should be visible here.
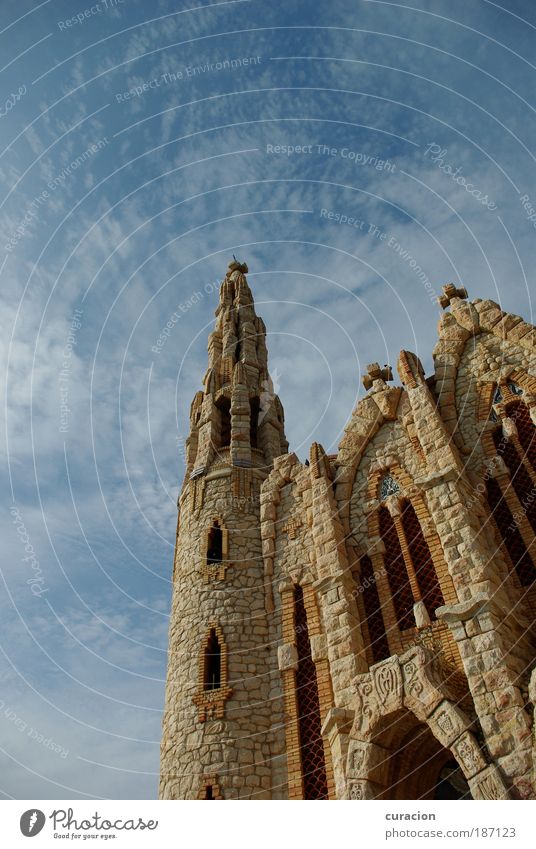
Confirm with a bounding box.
[228,257,249,274]
[182,260,287,480]
[207,259,269,389]
[397,351,424,389]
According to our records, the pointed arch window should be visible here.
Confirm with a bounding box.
[359,554,390,663]
[401,501,445,619]
[368,475,448,637]
[294,585,328,800]
[215,395,231,448]
[486,477,536,587]
[379,505,415,631]
[202,519,229,582]
[204,628,221,691]
[193,624,232,721]
[505,400,536,473]
[483,382,536,590]
[493,427,536,533]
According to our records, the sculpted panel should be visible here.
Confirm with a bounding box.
[372,657,403,714]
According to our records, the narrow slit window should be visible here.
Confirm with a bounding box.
[506,400,536,472]
[493,426,536,533]
[205,785,214,800]
[250,396,260,448]
[487,477,536,586]
[401,501,444,620]
[204,629,221,691]
[379,505,414,631]
[507,381,523,397]
[207,521,223,564]
[360,555,390,663]
[216,396,231,447]
[294,585,328,800]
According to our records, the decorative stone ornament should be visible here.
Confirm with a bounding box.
[362,362,393,391]
[438,283,469,309]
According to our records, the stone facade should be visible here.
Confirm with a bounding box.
[159,267,536,800]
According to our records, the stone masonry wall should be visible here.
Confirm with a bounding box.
[161,276,536,801]
[159,472,284,799]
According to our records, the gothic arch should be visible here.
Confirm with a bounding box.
[202,517,229,582]
[192,623,232,722]
[475,377,536,610]
[476,370,536,430]
[433,295,536,454]
[259,453,312,613]
[261,447,353,610]
[355,460,459,665]
[335,388,413,530]
[346,646,510,800]
[277,577,336,799]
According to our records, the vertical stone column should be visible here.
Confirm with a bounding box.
[230,364,251,468]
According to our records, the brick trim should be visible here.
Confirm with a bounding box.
[197,774,223,799]
[279,582,335,799]
[201,517,230,583]
[192,622,232,722]
[363,465,459,666]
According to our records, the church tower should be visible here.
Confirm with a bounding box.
[159,259,288,800]
[160,269,536,801]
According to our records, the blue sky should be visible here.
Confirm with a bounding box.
[0,0,535,799]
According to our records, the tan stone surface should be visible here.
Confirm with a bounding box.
[160,266,536,800]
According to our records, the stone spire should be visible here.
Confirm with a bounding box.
[184,260,288,480]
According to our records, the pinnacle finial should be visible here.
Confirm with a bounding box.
[362,362,393,391]
[438,283,468,309]
[228,257,248,274]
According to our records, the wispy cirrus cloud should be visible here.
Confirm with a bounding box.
[0,0,535,798]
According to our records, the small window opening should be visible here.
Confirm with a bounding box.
[216,396,231,447]
[507,381,523,397]
[207,521,223,564]
[204,629,221,691]
[401,501,444,619]
[379,473,401,501]
[205,785,214,799]
[250,397,260,448]
[360,554,390,663]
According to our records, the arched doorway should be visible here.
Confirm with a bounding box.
[376,712,472,801]
[345,648,507,800]
[372,711,471,799]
